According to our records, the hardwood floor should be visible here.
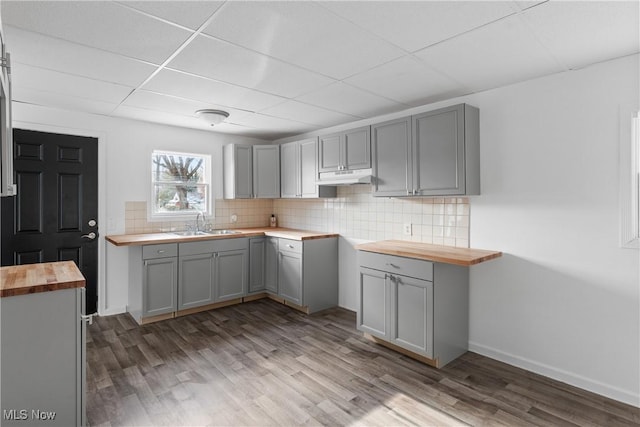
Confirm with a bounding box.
[87,299,640,426]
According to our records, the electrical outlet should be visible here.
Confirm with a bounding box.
[403,223,412,236]
[230,214,238,223]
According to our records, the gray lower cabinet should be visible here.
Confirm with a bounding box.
[215,248,247,301]
[358,250,468,368]
[249,237,266,293]
[265,237,278,293]
[372,103,480,197]
[128,243,178,323]
[277,237,338,313]
[178,252,214,310]
[1,288,86,426]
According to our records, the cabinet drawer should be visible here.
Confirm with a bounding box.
[359,251,433,281]
[143,243,178,259]
[279,238,302,254]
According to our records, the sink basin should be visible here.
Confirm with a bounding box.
[171,229,241,236]
[205,229,241,235]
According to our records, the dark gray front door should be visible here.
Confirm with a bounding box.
[1,128,99,313]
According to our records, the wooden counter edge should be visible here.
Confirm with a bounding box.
[355,244,502,267]
[0,261,86,298]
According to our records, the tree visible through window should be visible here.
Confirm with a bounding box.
[151,150,211,217]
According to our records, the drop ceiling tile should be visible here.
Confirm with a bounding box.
[259,100,358,127]
[203,1,404,79]
[13,63,134,104]
[511,1,548,12]
[122,90,250,121]
[167,35,334,98]
[345,55,468,107]
[112,104,209,130]
[230,113,313,135]
[296,82,406,118]
[1,1,192,64]
[520,1,640,70]
[318,1,518,53]
[142,69,285,111]
[5,26,158,87]
[13,86,119,116]
[414,14,564,92]
[117,1,224,30]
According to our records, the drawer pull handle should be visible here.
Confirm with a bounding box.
[157,250,165,254]
[386,263,399,268]
[287,244,294,249]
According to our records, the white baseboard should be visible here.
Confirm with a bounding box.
[469,341,640,408]
[99,306,127,317]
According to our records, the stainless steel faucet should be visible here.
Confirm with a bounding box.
[195,210,205,232]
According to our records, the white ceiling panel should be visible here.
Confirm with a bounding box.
[116,1,224,30]
[167,35,335,98]
[142,69,285,112]
[5,26,158,87]
[521,1,640,70]
[296,82,406,118]
[112,104,211,130]
[13,86,120,116]
[414,14,564,92]
[203,1,405,79]
[319,1,518,53]
[230,112,313,135]
[13,63,134,105]
[344,55,468,107]
[1,1,192,64]
[259,100,358,127]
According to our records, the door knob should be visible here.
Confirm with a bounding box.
[81,232,97,240]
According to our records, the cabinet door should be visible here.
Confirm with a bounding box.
[143,257,177,316]
[318,133,342,172]
[280,141,299,198]
[413,105,465,196]
[357,267,388,338]
[391,274,433,357]
[278,250,302,305]
[249,237,265,293]
[215,249,247,301]
[178,253,214,310]
[299,138,319,198]
[372,117,411,197]
[265,237,278,293]
[253,145,280,198]
[344,126,371,170]
[233,145,253,198]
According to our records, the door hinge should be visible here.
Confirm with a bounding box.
[80,313,94,325]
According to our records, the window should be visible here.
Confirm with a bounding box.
[620,109,639,248]
[150,150,212,219]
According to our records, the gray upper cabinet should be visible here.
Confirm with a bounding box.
[253,145,280,198]
[318,126,370,172]
[371,116,412,197]
[224,144,280,199]
[280,138,336,199]
[372,104,479,197]
[249,237,266,293]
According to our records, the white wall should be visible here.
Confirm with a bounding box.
[11,104,267,315]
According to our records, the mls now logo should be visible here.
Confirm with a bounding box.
[3,409,56,420]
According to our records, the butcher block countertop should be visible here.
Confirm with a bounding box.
[0,261,86,298]
[106,227,339,247]
[356,240,502,267]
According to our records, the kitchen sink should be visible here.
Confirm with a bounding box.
[205,229,241,235]
[171,229,241,236]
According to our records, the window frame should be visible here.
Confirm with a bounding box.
[620,108,639,249]
[149,149,213,221]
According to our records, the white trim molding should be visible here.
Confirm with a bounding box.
[619,106,640,249]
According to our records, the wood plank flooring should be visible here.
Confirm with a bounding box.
[86,299,640,426]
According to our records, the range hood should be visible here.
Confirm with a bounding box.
[317,168,373,185]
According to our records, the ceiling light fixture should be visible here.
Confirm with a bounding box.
[196,109,229,126]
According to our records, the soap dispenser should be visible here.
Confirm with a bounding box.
[270,214,277,228]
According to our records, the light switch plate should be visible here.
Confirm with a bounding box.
[403,223,412,236]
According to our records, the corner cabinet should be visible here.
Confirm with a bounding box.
[280,138,336,199]
[372,103,479,197]
[277,237,338,313]
[358,250,469,368]
[223,144,280,199]
[248,237,266,294]
[318,126,371,172]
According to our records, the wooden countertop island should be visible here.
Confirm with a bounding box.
[0,261,86,298]
[356,240,502,266]
[106,227,339,246]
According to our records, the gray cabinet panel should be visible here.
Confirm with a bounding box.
[223,144,252,199]
[299,138,318,198]
[215,249,247,301]
[265,237,278,293]
[143,257,177,317]
[178,253,214,310]
[344,126,371,170]
[249,237,266,293]
[372,117,411,197]
[392,275,433,357]
[280,141,299,198]
[413,105,465,195]
[318,134,341,172]
[253,145,280,198]
[278,249,302,305]
[358,267,387,338]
